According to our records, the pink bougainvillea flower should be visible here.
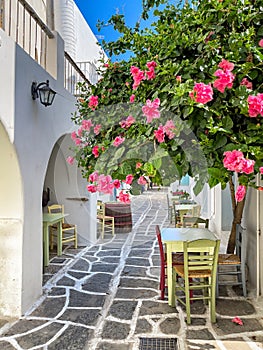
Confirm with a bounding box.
[66,156,74,165]
[86,184,97,193]
[81,119,93,130]
[259,39,263,47]
[104,63,109,68]
[74,138,82,146]
[88,95,99,110]
[146,61,157,70]
[125,174,134,185]
[97,174,114,194]
[71,131,77,141]
[241,158,255,174]
[189,82,213,104]
[213,69,235,93]
[89,170,99,183]
[154,125,165,143]
[77,127,84,137]
[113,136,125,147]
[130,66,145,90]
[232,316,243,326]
[136,162,142,169]
[259,167,263,174]
[130,94,135,103]
[176,75,182,82]
[142,98,161,123]
[113,179,121,189]
[240,78,253,90]
[145,69,155,80]
[218,58,235,72]
[223,150,245,172]
[164,120,176,139]
[235,185,246,202]
[118,190,130,203]
[120,115,136,129]
[138,176,147,185]
[92,145,100,158]
[247,94,263,117]
[94,124,101,135]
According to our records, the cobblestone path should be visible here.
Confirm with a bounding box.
[0,190,262,350]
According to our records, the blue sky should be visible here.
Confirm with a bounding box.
[74,0,162,60]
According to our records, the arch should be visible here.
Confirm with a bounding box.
[0,120,23,317]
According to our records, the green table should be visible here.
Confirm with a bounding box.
[161,227,218,306]
[42,213,68,266]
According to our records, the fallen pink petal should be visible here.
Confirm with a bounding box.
[232,317,243,326]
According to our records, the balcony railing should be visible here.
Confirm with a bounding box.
[0,0,92,96]
[0,0,54,69]
[64,52,91,96]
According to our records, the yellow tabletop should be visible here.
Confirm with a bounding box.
[161,227,218,305]
[42,213,68,267]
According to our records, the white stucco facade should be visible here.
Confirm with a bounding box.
[0,0,104,317]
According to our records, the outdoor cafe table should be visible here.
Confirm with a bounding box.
[161,227,218,306]
[174,203,199,224]
[42,213,68,267]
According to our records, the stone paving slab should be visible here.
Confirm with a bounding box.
[0,190,262,350]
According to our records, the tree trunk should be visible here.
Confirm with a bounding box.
[226,176,246,253]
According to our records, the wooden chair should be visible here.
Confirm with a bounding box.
[173,238,220,324]
[156,225,185,300]
[47,204,77,249]
[97,200,115,239]
[217,224,247,296]
[183,217,209,228]
[166,194,176,224]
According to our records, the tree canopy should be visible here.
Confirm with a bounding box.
[69,0,263,252]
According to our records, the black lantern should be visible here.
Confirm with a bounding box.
[31,80,56,107]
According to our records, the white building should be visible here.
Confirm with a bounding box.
[0,0,106,318]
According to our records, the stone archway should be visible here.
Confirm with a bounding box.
[0,121,23,317]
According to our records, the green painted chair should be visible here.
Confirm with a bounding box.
[173,239,220,324]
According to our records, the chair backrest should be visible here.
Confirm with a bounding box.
[97,200,105,217]
[183,217,209,228]
[48,204,65,222]
[48,204,64,214]
[236,224,247,262]
[156,225,166,269]
[192,204,201,217]
[183,239,220,279]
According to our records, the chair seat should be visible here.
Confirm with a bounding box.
[218,254,241,265]
[52,223,75,230]
[174,264,212,278]
[164,252,184,265]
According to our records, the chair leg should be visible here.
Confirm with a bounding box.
[112,219,115,236]
[74,227,78,249]
[241,265,247,297]
[185,277,191,325]
[101,219,105,239]
[210,277,216,323]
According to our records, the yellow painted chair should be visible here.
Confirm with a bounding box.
[183,217,209,228]
[47,204,78,249]
[97,200,115,239]
[217,224,247,296]
[173,238,220,324]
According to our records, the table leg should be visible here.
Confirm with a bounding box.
[57,219,62,256]
[166,245,174,306]
[43,223,49,267]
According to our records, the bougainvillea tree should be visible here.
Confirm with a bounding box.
[69,0,263,253]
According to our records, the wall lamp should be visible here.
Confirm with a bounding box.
[31,80,56,107]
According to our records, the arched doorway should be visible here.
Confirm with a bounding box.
[0,121,23,317]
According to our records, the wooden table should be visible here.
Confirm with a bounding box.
[42,213,68,267]
[174,203,200,224]
[161,227,218,305]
